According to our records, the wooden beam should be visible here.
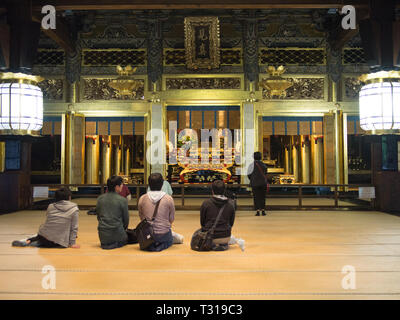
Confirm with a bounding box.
[331,9,370,51]
[32,0,373,10]
[0,23,10,68]
[32,13,75,54]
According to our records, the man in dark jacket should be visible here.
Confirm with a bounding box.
[96,175,130,249]
[200,180,243,251]
[248,151,268,216]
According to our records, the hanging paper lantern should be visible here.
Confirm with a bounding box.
[0,72,44,134]
[359,71,400,134]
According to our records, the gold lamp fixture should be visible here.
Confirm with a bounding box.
[259,66,293,98]
[108,65,141,98]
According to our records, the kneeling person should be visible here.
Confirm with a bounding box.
[199,180,244,251]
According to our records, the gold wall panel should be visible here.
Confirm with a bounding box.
[203,111,215,128]
[54,121,61,135]
[167,110,177,123]
[110,122,121,135]
[286,121,297,135]
[191,110,202,129]
[347,120,355,135]
[85,121,97,135]
[274,121,285,135]
[135,121,144,135]
[98,122,108,136]
[229,110,240,129]
[299,121,311,135]
[178,111,190,129]
[263,121,273,135]
[122,121,133,135]
[312,121,323,135]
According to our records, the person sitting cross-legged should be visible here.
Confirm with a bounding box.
[138,173,183,252]
[12,187,80,249]
[97,175,131,250]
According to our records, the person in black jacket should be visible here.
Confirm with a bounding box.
[248,151,268,216]
[200,180,245,251]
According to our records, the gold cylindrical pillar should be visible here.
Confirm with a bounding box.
[284,146,290,174]
[101,136,111,184]
[312,137,324,184]
[85,136,100,184]
[114,144,121,176]
[124,148,130,176]
[0,142,5,173]
[292,143,300,183]
[301,136,311,184]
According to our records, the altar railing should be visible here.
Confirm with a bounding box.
[30,183,375,211]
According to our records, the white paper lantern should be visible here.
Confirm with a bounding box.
[359,71,400,134]
[0,73,44,133]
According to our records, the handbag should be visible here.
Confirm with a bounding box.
[255,161,270,193]
[136,200,161,250]
[191,203,226,251]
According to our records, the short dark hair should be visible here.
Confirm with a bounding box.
[55,187,72,202]
[148,173,164,191]
[107,175,123,192]
[211,180,225,195]
[254,151,262,161]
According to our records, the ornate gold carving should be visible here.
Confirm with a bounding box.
[262,78,324,100]
[259,66,293,98]
[166,77,240,90]
[108,65,142,97]
[344,77,363,99]
[184,16,221,70]
[83,78,144,100]
[37,79,64,100]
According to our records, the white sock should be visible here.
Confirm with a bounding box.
[229,235,245,251]
[229,235,238,245]
[172,231,184,244]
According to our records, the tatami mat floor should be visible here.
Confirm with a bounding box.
[0,209,400,299]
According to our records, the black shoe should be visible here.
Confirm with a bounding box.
[255,211,260,216]
[262,211,266,216]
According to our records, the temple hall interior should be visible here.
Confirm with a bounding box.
[1,0,400,301]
